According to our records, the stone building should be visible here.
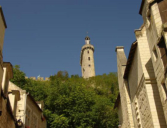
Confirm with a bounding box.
[80,36,95,78]
[9,82,47,128]
[0,6,7,89]
[0,5,7,111]
[115,0,167,128]
[0,62,20,128]
[140,0,167,124]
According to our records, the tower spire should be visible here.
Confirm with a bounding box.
[85,32,90,44]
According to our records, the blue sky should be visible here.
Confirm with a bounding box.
[1,0,143,77]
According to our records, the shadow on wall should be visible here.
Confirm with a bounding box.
[145,58,167,126]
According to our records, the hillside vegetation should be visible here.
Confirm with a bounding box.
[11,65,119,128]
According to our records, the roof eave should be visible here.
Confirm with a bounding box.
[28,94,43,112]
[3,62,13,79]
[123,41,137,79]
[139,0,145,15]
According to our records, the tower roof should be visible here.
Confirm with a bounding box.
[85,36,90,40]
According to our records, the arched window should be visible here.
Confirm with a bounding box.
[87,50,89,54]
[88,57,90,61]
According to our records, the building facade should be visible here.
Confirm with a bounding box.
[9,82,47,128]
[80,36,95,78]
[0,6,7,113]
[140,0,167,124]
[0,62,19,128]
[115,0,167,128]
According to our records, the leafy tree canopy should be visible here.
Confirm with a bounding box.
[11,65,119,128]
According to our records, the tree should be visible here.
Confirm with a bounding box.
[11,65,27,88]
[11,66,119,128]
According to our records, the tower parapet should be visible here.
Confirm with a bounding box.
[26,77,50,81]
[80,36,95,78]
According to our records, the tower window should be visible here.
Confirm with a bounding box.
[88,57,90,61]
[88,64,91,67]
[87,51,89,54]
[83,68,85,72]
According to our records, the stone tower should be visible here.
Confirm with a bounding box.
[80,36,95,78]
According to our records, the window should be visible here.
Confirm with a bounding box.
[162,83,167,100]
[83,68,85,72]
[153,46,158,61]
[88,64,91,67]
[4,76,9,97]
[158,36,167,67]
[87,50,89,54]
[88,57,90,61]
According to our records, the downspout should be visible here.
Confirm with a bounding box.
[22,92,29,128]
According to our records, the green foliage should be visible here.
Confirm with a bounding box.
[11,65,119,128]
[10,65,27,88]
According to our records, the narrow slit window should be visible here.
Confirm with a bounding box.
[87,50,89,54]
[83,68,85,72]
[88,57,90,61]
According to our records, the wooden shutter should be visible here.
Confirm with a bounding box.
[158,37,167,67]
[158,0,167,23]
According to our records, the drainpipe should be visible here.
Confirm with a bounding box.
[22,91,29,128]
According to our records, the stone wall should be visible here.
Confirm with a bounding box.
[116,22,167,127]
[26,96,46,128]
[26,76,50,81]
[81,44,95,78]
[116,47,134,128]
[142,0,167,124]
[0,6,6,102]
[0,98,15,128]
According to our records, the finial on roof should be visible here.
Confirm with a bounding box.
[85,32,90,40]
